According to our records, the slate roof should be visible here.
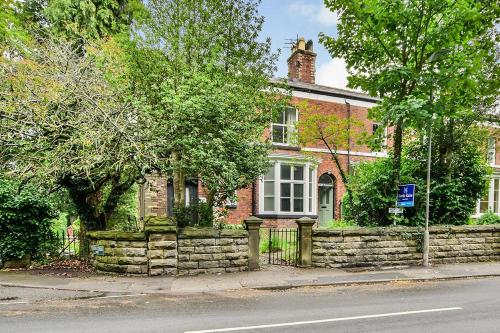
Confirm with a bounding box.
[270,77,381,104]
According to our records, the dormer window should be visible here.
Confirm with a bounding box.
[272,107,297,145]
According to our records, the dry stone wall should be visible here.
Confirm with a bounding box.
[87,225,250,276]
[88,231,148,274]
[312,225,500,268]
[177,228,249,276]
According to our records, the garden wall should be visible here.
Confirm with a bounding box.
[311,224,500,268]
[88,231,149,274]
[87,223,250,276]
[177,228,249,276]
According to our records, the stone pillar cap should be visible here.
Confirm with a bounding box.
[296,216,316,226]
[244,216,263,228]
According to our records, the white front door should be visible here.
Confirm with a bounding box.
[318,185,334,227]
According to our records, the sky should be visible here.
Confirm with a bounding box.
[258,0,348,88]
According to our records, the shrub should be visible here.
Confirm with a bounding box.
[343,158,419,226]
[343,136,488,227]
[174,201,214,228]
[476,211,500,225]
[0,179,58,260]
[325,219,358,229]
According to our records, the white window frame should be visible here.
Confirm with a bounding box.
[271,106,298,146]
[474,176,500,217]
[258,159,317,216]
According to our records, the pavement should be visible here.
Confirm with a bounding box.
[1,262,499,295]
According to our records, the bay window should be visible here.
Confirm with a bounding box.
[259,160,317,215]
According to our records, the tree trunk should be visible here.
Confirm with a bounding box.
[392,119,404,188]
[331,154,353,210]
[172,151,186,211]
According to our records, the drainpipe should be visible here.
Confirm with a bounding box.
[345,99,351,175]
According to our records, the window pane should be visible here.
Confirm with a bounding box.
[281,165,291,180]
[264,181,274,196]
[285,108,296,125]
[281,183,291,197]
[294,184,304,198]
[293,198,304,212]
[272,125,285,144]
[308,198,312,212]
[281,198,291,212]
[278,111,285,124]
[264,197,274,211]
[264,166,274,180]
[294,166,304,180]
[480,200,488,213]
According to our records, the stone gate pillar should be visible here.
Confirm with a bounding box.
[244,216,263,270]
[296,217,316,267]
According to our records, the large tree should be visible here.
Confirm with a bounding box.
[132,0,288,213]
[320,0,499,190]
[0,36,152,251]
[0,0,148,244]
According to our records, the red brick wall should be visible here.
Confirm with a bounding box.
[140,93,382,227]
[226,186,254,224]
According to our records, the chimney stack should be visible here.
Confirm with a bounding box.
[287,37,316,84]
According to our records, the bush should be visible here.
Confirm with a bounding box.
[343,158,419,226]
[174,201,214,228]
[325,219,358,229]
[476,211,500,225]
[344,133,488,227]
[0,179,58,261]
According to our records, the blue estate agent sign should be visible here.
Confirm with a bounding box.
[397,184,415,207]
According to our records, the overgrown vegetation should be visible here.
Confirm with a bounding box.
[0,179,58,260]
[475,211,500,225]
[343,128,490,227]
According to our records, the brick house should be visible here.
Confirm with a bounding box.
[138,37,500,227]
[139,38,384,227]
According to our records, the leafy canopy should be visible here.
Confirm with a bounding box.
[133,0,288,207]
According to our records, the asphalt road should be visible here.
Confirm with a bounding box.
[0,277,499,333]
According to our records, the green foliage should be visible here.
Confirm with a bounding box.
[0,0,31,52]
[344,127,489,226]
[343,158,401,226]
[320,0,499,188]
[174,201,215,228]
[132,0,288,210]
[325,219,358,229]
[476,211,500,225]
[0,36,147,231]
[220,223,245,230]
[0,179,58,260]
[107,184,139,231]
[45,0,145,40]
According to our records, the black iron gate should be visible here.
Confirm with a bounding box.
[267,228,300,266]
